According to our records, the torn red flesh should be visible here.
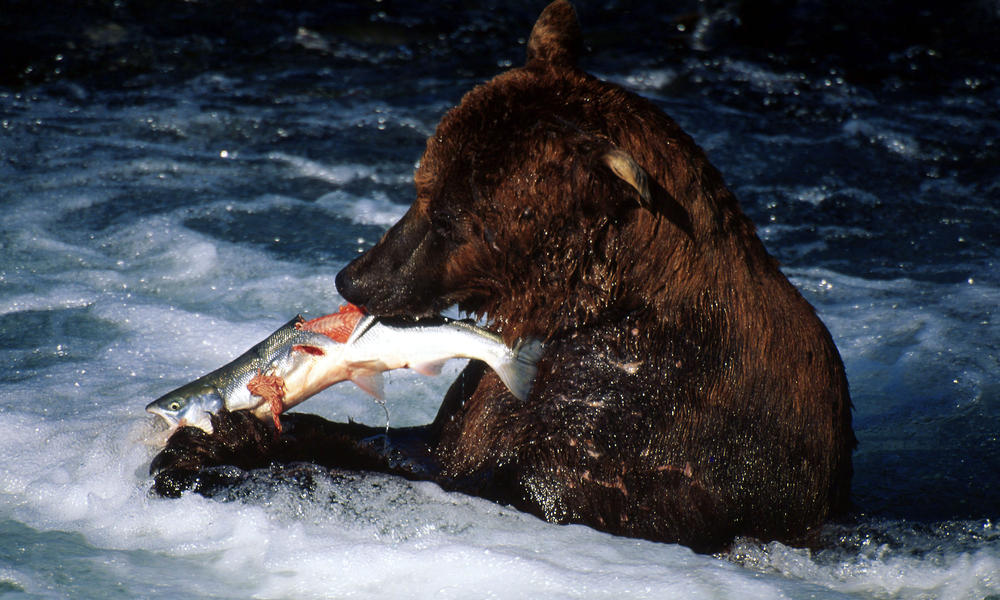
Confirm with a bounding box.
[247,372,286,433]
[291,344,325,356]
[298,303,365,343]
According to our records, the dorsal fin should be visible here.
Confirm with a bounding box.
[526,0,582,69]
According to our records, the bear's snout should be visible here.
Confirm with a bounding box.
[336,206,450,317]
[334,268,366,307]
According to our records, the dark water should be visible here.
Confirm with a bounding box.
[1,1,998,597]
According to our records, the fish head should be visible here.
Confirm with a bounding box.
[145,382,223,434]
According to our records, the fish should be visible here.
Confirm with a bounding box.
[245,305,544,430]
[145,316,306,434]
[146,305,543,435]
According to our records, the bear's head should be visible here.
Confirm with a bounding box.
[337,1,719,341]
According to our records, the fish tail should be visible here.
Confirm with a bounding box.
[495,338,544,401]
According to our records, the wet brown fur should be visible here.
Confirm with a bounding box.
[152,1,854,553]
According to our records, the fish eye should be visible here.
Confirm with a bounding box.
[168,401,182,411]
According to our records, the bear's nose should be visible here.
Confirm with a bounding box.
[335,268,366,307]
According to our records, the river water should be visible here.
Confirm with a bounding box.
[1,1,998,598]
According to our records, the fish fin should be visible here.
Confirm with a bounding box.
[179,417,214,435]
[410,360,446,377]
[351,370,385,401]
[269,391,285,433]
[247,373,286,406]
[247,373,286,434]
[494,339,544,401]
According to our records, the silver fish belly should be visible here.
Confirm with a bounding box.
[343,316,542,401]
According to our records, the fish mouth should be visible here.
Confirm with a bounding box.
[145,405,175,428]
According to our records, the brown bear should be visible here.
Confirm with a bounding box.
[151,0,854,554]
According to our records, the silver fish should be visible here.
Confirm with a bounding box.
[146,312,543,435]
[246,315,544,426]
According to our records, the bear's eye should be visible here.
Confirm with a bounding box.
[431,211,461,241]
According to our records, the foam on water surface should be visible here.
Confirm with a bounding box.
[1,407,824,599]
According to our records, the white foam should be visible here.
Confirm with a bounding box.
[743,183,882,208]
[267,151,377,185]
[843,118,924,159]
[315,189,408,226]
[732,534,1000,600]
[601,68,678,93]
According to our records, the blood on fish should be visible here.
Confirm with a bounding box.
[292,344,325,356]
[247,372,287,433]
[299,303,365,343]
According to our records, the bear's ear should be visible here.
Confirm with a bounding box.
[526,0,582,69]
[597,147,694,236]
[601,149,652,209]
